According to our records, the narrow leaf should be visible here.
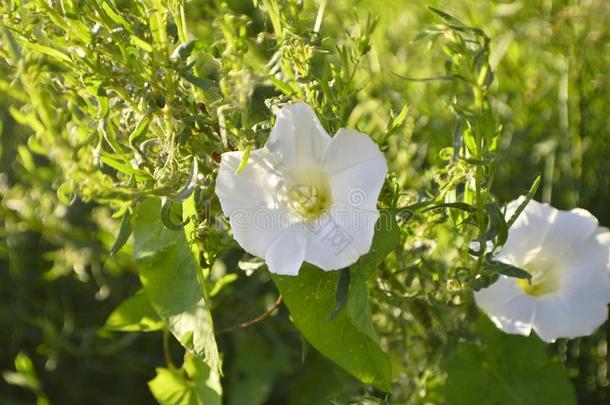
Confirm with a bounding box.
[506,175,541,229]
[422,202,475,213]
[161,198,189,230]
[110,209,132,256]
[175,159,199,201]
[486,258,532,281]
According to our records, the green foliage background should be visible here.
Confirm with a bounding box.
[1,0,609,403]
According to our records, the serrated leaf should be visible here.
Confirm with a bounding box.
[133,198,220,374]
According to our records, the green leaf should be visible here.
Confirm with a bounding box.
[174,159,199,201]
[473,203,508,251]
[444,315,577,405]
[171,40,199,61]
[104,290,164,332]
[148,354,222,405]
[133,198,220,374]
[161,198,189,230]
[421,202,475,213]
[109,209,132,256]
[235,145,252,175]
[130,35,153,53]
[100,0,132,31]
[271,211,400,392]
[384,104,409,139]
[328,267,350,321]
[506,175,542,229]
[484,257,532,282]
[225,333,290,405]
[428,7,466,28]
[100,153,148,179]
[24,42,71,64]
[128,116,151,147]
[348,211,401,340]
[179,72,216,91]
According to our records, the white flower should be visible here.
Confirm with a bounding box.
[215,102,387,276]
[475,197,610,342]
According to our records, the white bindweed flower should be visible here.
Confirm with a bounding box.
[215,102,387,276]
[475,197,610,342]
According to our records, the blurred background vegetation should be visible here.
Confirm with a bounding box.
[1,0,609,403]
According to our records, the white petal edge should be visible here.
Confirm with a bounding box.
[265,102,331,170]
[229,207,294,258]
[323,128,387,174]
[265,227,307,276]
[303,203,379,271]
[541,207,599,257]
[496,199,557,266]
[215,149,283,217]
[474,276,535,336]
[323,130,387,211]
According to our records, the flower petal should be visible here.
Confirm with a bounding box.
[265,227,307,276]
[534,269,610,342]
[230,207,293,258]
[265,102,331,170]
[303,203,379,270]
[531,296,570,342]
[496,199,556,266]
[323,130,387,211]
[323,129,386,173]
[474,276,535,336]
[562,228,610,270]
[330,202,379,254]
[542,208,599,257]
[215,149,285,217]
[559,277,610,338]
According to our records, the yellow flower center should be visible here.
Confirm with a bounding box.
[287,168,331,221]
[517,257,562,297]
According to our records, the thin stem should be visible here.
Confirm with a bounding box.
[163,329,177,369]
[215,295,283,335]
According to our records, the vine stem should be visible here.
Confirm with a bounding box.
[215,295,283,335]
[163,329,177,369]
